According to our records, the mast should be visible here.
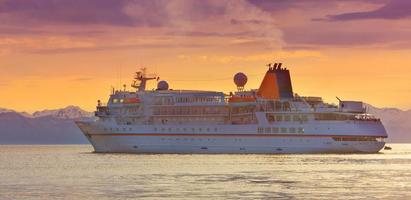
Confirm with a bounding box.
[131,67,158,91]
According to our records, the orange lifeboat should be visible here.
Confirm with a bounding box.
[123,97,140,103]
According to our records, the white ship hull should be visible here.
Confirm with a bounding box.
[84,134,384,154]
[77,121,386,154]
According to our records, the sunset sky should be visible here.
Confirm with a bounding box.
[1,0,411,112]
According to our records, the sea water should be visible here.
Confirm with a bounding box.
[1,144,410,199]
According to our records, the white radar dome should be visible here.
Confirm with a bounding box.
[157,80,169,90]
[234,72,248,87]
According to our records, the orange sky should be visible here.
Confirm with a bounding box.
[0,0,410,112]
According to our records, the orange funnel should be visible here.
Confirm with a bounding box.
[257,70,280,99]
[257,64,293,99]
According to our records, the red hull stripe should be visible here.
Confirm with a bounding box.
[88,133,386,138]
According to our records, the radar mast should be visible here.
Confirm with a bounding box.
[131,67,158,91]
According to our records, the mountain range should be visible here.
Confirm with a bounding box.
[0,105,409,144]
[0,106,93,144]
[366,105,411,143]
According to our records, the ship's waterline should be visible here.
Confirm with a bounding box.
[76,63,388,154]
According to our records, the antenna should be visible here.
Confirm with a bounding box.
[111,86,115,94]
[119,64,122,91]
[131,67,158,92]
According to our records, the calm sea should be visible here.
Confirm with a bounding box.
[1,144,410,199]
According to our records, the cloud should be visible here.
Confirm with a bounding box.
[166,30,254,37]
[0,0,135,26]
[0,0,284,55]
[324,0,411,21]
[283,29,387,46]
[177,50,324,63]
[0,0,228,28]
[26,42,210,54]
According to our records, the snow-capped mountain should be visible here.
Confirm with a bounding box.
[32,106,94,119]
[0,107,32,118]
[0,106,93,144]
[0,108,15,113]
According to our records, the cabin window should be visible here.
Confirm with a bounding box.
[275,115,283,122]
[267,115,275,122]
[281,127,287,133]
[284,115,291,122]
[301,115,308,122]
[289,127,296,133]
[265,127,271,133]
[272,127,279,133]
[298,127,304,133]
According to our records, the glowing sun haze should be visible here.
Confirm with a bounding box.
[0,0,410,112]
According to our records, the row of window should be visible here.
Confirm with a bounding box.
[104,127,133,132]
[315,113,356,121]
[332,137,377,142]
[112,98,124,103]
[175,96,222,103]
[104,126,305,134]
[257,127,304,134]
[154,127,219,132]
[153,106,227,115]
[267,114,309,122]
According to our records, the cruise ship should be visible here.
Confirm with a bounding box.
[76,63,388,154]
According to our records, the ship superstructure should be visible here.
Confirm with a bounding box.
[76,63,387,153]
